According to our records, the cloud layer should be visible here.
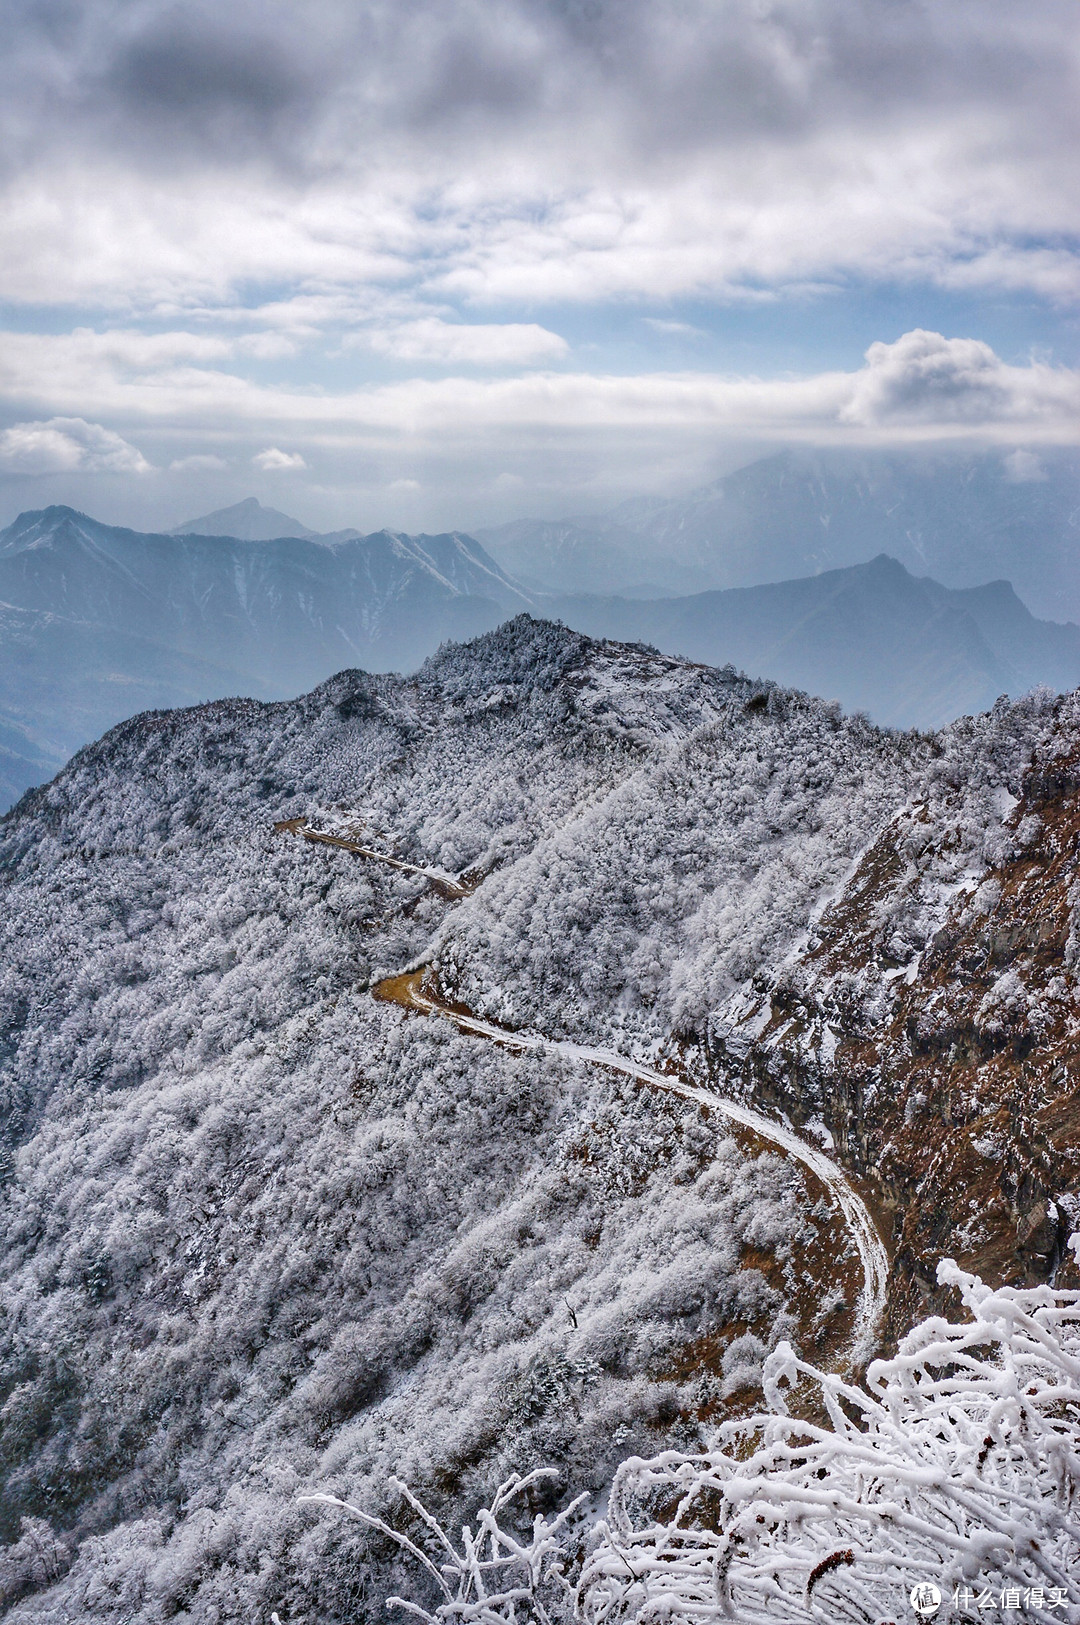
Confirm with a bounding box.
[0,0,1076,312]
[0,330,1073,443]
[0,333,1072,536]
[0,2,1075,524]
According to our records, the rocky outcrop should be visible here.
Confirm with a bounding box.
[713,707,1080,1340]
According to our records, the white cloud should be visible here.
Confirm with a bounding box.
[839,330,1079,427]
[362,319,568,366]
[169,454,230,472]
[0,332,1074,471]
[64,327,235,367]
[0,416,150,475]
[235,332,300,360]
[643,318,707,337]
[388,478,420,491]
[252,447,307,471]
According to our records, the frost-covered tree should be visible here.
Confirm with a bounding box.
[582,1247,1080,1623]
[339,1246,1080,1625]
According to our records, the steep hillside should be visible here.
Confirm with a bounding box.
[428,642,1080,1329]
[0,618,1078,1621]
[718,699,1080,1337]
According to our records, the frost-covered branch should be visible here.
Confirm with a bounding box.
[329,1247,1080,1625]
[578,1244,1080,1624]
[302,1470,589,1625]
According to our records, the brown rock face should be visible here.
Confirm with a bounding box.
[711,699,1080,1342]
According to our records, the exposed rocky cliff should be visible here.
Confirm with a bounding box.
[712,692,1080,1337]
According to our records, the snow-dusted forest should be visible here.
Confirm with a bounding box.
[0,617,1077,1621]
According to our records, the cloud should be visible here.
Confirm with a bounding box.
[0,332,1074,472]
[0,2,1074,312]
[1003,448,1048,483]
[236,332,300,360]
[252,447,307,471]
[98,23,318,162]
[0,417,151,475]
[839,330,1079,427]
[643,319,707,337]
[362,319,568,366]
[170,454,229,472]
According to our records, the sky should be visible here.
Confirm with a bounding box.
[0,0,1076,535]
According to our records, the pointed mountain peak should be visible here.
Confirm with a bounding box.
[169,497,318,541]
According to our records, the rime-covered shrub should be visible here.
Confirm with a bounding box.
[355,1251,1080,1625]
[580,1248,1080,1624]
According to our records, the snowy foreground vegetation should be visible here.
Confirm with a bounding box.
[315,1250,1080,1625]
[0,617,1077,1621]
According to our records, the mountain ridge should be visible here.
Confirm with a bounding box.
[0,505,534,807]
[477,446,1080,619]
[0,615,1078,1619]
[547,551,1080,729]
[3,481,1080,810]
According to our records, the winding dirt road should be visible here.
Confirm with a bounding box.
[377,968,889,1363]
[277,817,889,1361]
[274,819,471,898]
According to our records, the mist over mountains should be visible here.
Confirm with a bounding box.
[0,505,531,808]
[0,448,1078,811]
[478,447,1080,618]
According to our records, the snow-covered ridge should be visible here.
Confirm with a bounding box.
[0,618,1077,1622]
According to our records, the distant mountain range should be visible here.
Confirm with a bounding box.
[2,463,1079,811]
[0,503,531,809]
[477,447,1080,620]
[547,553,1080,730]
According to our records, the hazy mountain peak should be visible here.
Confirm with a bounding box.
[478,447,1080,620]
[169,496,319,541]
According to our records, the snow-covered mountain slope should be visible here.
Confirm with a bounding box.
[0,506,533,810]
[1,617,1078,1622]
[548,553,1080,729]
[478,446,1080,620]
